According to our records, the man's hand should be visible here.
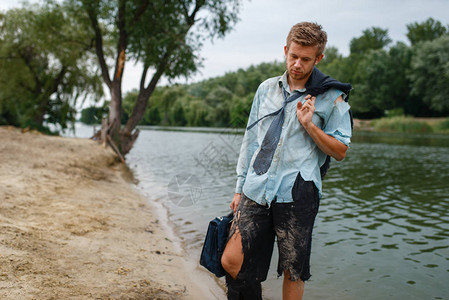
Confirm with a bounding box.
[296,94,348,161]
[296,94,316,129]
[230,193,242,213]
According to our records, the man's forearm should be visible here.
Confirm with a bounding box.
[302,121,348,161]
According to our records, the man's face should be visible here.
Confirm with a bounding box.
[284,42,323,82]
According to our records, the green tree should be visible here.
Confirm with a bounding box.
[409,34,449,113]
[69,0,241,155]
[184,99,211,127]
[349,27,392,56]
[350,49,390,118]
[80,103,108,124]
[170,101,187,126]
[141,86,164,125]
[159,85,186,125]
[121,89,139,125]
[229,93,254,127]
[145,106,161,125]
[204,85,233,126]
[346,27,393,117]
[321,46,342,65]
[386,42,418,116]
[0,2,102,132]
[406,17,448,45]
[318,46,353,84]
[353,42,416,118]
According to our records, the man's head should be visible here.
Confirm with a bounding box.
[286,22,327,57]
[284,22,327,86]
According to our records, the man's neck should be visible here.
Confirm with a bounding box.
[287,74,311,91]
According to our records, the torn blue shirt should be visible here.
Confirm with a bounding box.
[235,71,352,206]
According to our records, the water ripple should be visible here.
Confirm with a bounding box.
[123,129,449,300]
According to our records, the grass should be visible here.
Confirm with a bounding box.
[372,116,433,133]
[362,116,449,134]
[437,118,449,133]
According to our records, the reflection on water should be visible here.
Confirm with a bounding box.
[307,141,449,300]
[73,125,449,300]
[352,130,449,148]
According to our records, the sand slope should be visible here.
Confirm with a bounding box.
[0,126,210,299]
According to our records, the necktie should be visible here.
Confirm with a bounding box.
[250,88,304,175]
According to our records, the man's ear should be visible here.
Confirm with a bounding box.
[315,53,324,65]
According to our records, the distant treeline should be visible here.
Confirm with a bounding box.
[1,2,447,131]
[82,18,449,128]
[82,62,285,128]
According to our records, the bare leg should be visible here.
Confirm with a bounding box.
[221,227,244,279]
[282,270,305,300]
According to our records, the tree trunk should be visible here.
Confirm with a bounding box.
[118,56,169,156]
[86,0,205,158]
[109,82,122,134]
[123,90,150,135]
[106,77,141,156]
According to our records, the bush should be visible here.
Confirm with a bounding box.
[384,108,404,118]
[372,116,433,133]
[438,118,449,132]
[80,105,108,125]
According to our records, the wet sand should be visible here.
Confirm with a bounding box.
[0,126,220,299]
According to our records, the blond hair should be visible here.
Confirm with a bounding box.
[286,22,327,56]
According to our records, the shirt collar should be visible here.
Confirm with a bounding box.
[278,71,307,94]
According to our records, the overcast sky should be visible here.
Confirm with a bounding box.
[2,0,449,92]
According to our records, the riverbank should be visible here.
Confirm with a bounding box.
[353,117,449,133]
[134,117,449,135]
[0,126,214,299]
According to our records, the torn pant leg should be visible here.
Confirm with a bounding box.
[225,275,262,300]
[225,194,275,300]
[273,173,320,282]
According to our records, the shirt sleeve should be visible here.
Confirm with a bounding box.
[322,90,352,146]
[235,86,262,193]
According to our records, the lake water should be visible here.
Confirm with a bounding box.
[71,124,449,300]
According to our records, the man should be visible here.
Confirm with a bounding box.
[221,22,352,300]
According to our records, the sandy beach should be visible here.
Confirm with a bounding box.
[0,126,219,299]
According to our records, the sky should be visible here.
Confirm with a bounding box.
[2,0,449,93]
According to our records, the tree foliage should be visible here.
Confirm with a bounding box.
[94,61,282,128]
[0,2,103,132]
[409,34,449,112]
[83,20,449,128]
[80,103,108,124]
[407,17,448,45]
[1,3,448,135]
[349,27,392,56]
[110,18,448,125]
[68,0,242,155]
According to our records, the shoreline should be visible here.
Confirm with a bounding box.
[0,126,223,299]
[129,182,227,299]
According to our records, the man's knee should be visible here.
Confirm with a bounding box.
[221,233,244,278]
[221,247,242,276]
[221,251,232,271]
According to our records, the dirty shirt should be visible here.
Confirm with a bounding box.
[235,72,352,206]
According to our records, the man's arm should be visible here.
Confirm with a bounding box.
[230,193,242,213]
[231,87,263,211]
[297,95,348,161]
